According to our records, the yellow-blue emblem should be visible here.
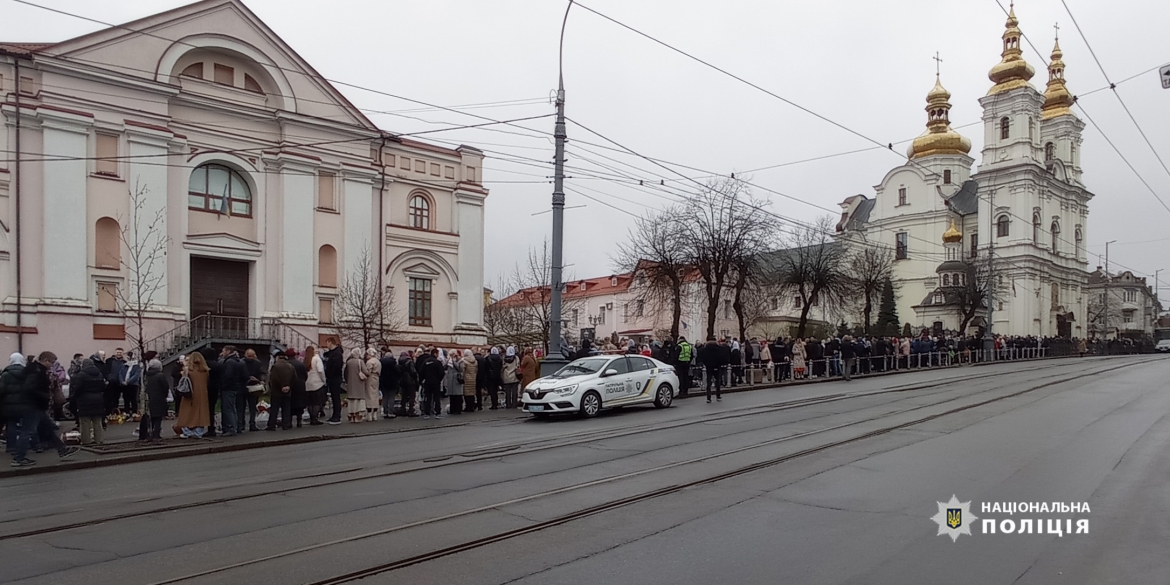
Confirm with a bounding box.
[946,508,961,529]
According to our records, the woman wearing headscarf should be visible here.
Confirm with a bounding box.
[364,348,381,422]
[175,352,211,438]
[729,340,743,387]
[141,359,169,444]
[501,346,520,409]
[460,349,478,413]
[344,348,368,423]
[303,346,326,425]
[444,349,463,415]
[792,338,808,380]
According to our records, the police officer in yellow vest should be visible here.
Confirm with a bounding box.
[675,336,693,396]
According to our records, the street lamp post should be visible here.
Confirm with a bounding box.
[542,1,575,376]
[1104,240,1116,344]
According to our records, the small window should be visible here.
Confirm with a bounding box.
[1033,213,1041,244]
[180,62,203,79]
[243,74,262,94]
[95,217,120,269]
[611,277,618,286]
[572,309,579,325]
[1124,289,1137,303]
[1045,142,1055,161]
[318,297,334,324]
[213,63,234,85]
[95,133,119,176]
[943,169,951,184]
[97,282,118,312]
[580,282,587,291]
[793,295,802,308]
[408,194,431,230]
[596,305,606,325]
[996,215,1010,238]
[896,232,908,259]
[635,299,644,318]
[1000,117,1010,140]
[898,187,907,206]
[970,233,978,258]
[318,171,336,211]
[318,245,337,288]
[943,274,951,286]
[723,299,731,319]
[409,278,433,326]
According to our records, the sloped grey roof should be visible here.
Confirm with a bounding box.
[945,180,979,215]
[845,198,875,231]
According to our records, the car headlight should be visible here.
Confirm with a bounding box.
[554,384,579,394]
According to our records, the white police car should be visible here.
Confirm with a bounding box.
[523,355,678,418]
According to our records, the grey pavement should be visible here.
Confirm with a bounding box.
[0,355,1165,585]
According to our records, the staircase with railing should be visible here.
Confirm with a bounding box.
[142,315,317,364]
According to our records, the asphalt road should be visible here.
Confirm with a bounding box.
[1,355,1167,585]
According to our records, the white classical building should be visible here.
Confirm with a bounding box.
[0,0,488,358]
[837,6,1091,338]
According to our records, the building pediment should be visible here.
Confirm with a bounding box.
[40,0,373,130]
[183,232,261,258]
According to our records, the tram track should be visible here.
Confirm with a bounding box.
[126,357,1153,585]
[0,357,1133,543]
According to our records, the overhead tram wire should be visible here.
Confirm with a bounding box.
[989,0,1170,218]
[1060,0,1170,185]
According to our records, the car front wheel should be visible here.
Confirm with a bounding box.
[579,391,602,418]
[653,383,674,408]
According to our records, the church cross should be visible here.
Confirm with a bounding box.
[1053,22,1060,40]
[933,52,943,77]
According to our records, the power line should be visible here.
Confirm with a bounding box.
[1059,0,1170,184]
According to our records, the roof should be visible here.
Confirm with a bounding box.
[0,42,55,56]
[945,180,980,215]
[492,272,635,309]
[844,198,875,231]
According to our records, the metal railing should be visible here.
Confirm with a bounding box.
[142,315,318,363]
[682,347,1069,389]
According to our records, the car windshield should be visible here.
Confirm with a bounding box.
[1158,340,1170,346]
[551,357,611,378]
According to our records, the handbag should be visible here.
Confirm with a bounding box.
[176,376,193,395]
[247,383,266,394]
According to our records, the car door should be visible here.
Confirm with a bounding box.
[599,357,633,402]
[626,357,657,401]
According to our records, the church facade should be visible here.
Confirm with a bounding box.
[837,6,1091,338]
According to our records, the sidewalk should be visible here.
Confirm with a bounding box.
[0,408,528,478]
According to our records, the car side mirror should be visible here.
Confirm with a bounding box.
[603,369,619,377]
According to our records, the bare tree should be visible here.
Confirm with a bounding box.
[680,178,777,340]
[115,182,169,416]
[614,205,690,338]
[1086,291,1124,339]
[501,240,583,353]
[334,246,401,350]
[771,215,850,339]
[943,258,991,334]
[484,278,541,348]
[845,246,894,334]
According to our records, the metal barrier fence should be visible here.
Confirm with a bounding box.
[682,347,1059,390]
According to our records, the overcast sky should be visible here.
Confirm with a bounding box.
[4,0,1169,303]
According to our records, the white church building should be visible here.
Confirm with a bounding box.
[837,5,1091,338]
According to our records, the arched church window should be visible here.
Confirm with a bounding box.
[1050,221,1060,254]
[1075,228,1083,258]
[408,193,432,230]
[1033,213,1041,245]
[1000,117,1010,140]
[943,274,951,286]
[188,163,252,217]
[996,215,1010,238]
[1045,142,1055,161]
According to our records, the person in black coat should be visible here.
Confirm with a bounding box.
[807,339,825,378]
[420,349,447,418]
[5,352,77,465]
[839,336,857,381]
[71,359,107,445]
[140,359,169,443]
[699,338,730,403]
[398,352,419,416]
[474,349,488,411]
[288,350,309,428]
[217,346,249,435]
[379,349,400,419]
[323,340,345,424]
[484,347,504,410]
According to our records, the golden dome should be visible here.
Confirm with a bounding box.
[1041,36,1075,119]
[908,76,972,159]
[988,3,1035,95]
[942,219,963,243]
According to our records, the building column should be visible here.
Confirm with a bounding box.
[454,190,486,334]
[277,161,315,315]
[39,111,89,301]
[342,172,375,277]
[126,126,171,308]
